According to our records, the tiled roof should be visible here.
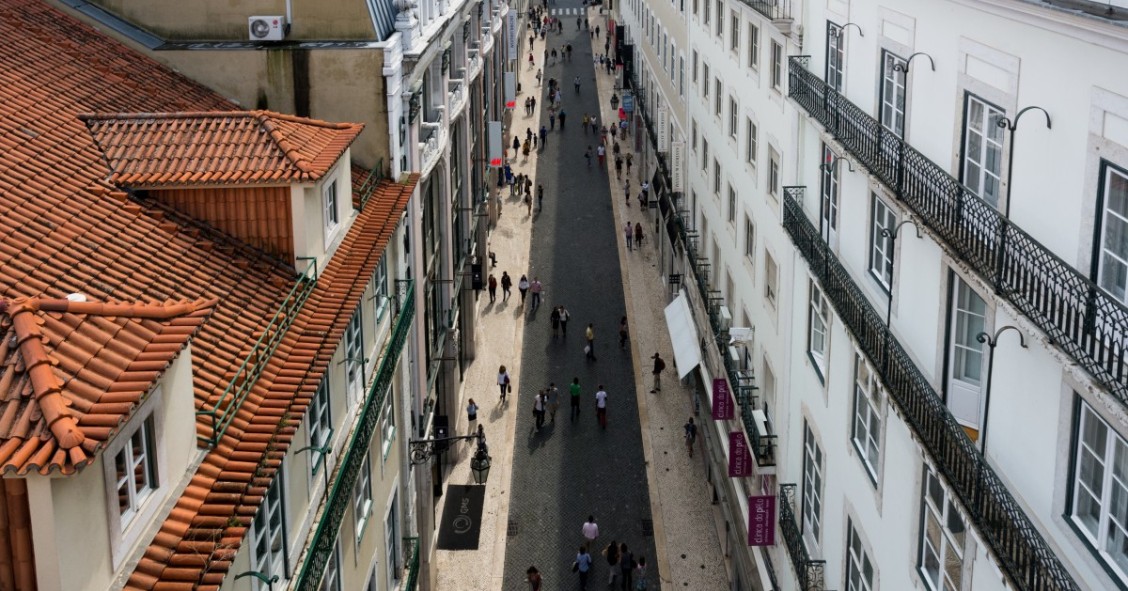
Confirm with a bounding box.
[81,111,364,187]
[0,297,215,475]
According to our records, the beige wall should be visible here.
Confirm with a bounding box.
[89,0,375,40]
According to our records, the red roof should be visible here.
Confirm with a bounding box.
[81,111,364,187]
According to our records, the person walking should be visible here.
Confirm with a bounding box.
[596,144,606,169]
[501,271,513,301]
[626,152,633,174]
[624,222,633,251]
[595,385,608,429]
[526,565,542,591]
[575,545,593,591]
[684,417,698,457]
[651,352,666,392]
[602,540,621,587]
[512,136,521,157]
[614,154,623,179]
[498,365,512,403]
[549,111,556,130]
[524,190,532,214]
[619,316,629,349]
[570,377,582,421]
[532,390,546,432]
[634,556,648,590]
[574,75,581,93]
[582,113,590,133]
[530,277,543,311]
[582,516,600,544]
[488,274,497,302]
[539,125,548,149]
[619,543,634,591]
[585,323,596,360]
[546,382,560,422]
[518,274,530,306]
[559,305,571,336]
[537,184,544,210]
[559,109,566,128]
[467,398,478,424]
[634,222,644,248]
[550,306,562,338]
[584,146,592,169]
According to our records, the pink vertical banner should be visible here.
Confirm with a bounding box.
[748,495,777,546]
[728,431,752,477]
[712,378,734,420]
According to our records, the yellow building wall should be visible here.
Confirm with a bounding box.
[88,0,375,40]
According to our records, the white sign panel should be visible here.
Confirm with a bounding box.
[506,11,518,61]
[503,71,516,109]
[488,121,504,167]
[671,141,685,192]
[657,108,669,152]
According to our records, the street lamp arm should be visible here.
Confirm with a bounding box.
[409,431,487,465]
[976,325,1028,348]
[235,571,279,589]
[906,52,935,72]
[995,105,1052,132]
[881,219,923,240]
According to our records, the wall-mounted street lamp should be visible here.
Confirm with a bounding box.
[410,423,492,484]
[828,22,864,38]
[234,571,279,591]
[295,444,332,493]
[879,219,923,327]
[995,106,1052,218]
[975,325,1029,455]
[890,51,935,73]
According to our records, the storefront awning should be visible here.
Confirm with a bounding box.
[664,291,702,380]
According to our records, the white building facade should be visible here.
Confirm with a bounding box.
[619,0,1128,589]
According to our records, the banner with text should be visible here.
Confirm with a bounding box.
[504,72,516,109]
[748,495,776,546]
[506,11,518,61]
[670,141,685,192]
[657,108,668,152]
[728,431,752,477]
[487,121,503,167]
[711,378,733,420]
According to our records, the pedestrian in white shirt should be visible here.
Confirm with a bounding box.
[595,385,608,429]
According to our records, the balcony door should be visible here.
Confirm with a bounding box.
[946,277,989,429]
[961,93,1005,209]
[821,144,840,248]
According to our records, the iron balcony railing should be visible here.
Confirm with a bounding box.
[356,159,387,210]
[196,257,318,448]
[403,536,421,591]
[294,281,415,590]
[742,0,791,21]
[779,483,826,591]
[788,55,1128,409]
[782,188,1077,591]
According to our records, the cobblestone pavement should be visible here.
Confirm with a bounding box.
[435,3,729,590]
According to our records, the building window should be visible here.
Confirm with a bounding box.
[692,50,699,85]
[880,51,907,137]
[746,119,758,165]
[113,417,157,527]
[962,93,1005,208]
[748,23,759,70]
[692,0,698,16]
[728,97,738,138]
[703,0,710,27]
[309,379,332,473]
[345,308,364,400]
[1097,162,1128,303]
[869,195,896,291]
[1072,401,1128,579]
[692,119,698,152]
[715,0,724,35]
[802,422,825,545]
[744,217,755,262]
[771,41,783,89]
[703,63,710,99]
[385,494,402,589]
[324,180,340,233]
[319,538,342,591]
[714,79,722,117]
[251,471,288,590]
[679,55,685,96]
[807,280,829,378]
[764,251,778,307]
[852,355,882,480]
[821,144,840,246]
[846,519,875,591]
[381,390,397,458]
[826,23,845,91]
[946,277,988,429]
[769,148,780,199]
[918,467,966,591]
[354,453,374,538]
[727,11,739,53]
[728,185,737,222]
[702,139,710,172]
[713,160,722,195]
[372,256,391,323]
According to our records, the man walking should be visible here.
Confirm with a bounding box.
[487,274,497,302]
[501,271,513,301]
[559,305,571,336]
[575,545,593,591]
[650,352,667,392]
[585,323,596,360]
[532,390,546,432]
[684,417,698,457]
[546,382,560,422]
[582,516,600,544]
[624,222,633,251]
[530,277,543,311]
[570,377,582,420]
[595,385,608,429]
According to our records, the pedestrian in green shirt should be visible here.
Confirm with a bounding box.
[570,377,582,421]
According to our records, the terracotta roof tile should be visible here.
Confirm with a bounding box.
[81,111,364,188]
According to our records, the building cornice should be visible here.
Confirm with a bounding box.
[952,0,1128,54]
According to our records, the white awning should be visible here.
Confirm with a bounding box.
[664,291,702,380]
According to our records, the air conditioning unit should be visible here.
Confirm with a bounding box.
[717,305,732,333]
[248,16,287,41]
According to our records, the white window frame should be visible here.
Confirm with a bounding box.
[354,453,374,540]
[713,159,722,195]
[692,50,699,86]
[319,537,342,591]
[821,144,840,247]
[702,138,710,172]
[748,22,759,70]
[769,147,781,199]
[730,11,740,53]
[802,422,825,547]
[103,390,168,567]
[826,23,845,91]
[703,0,710,26]
[807,279,829,379]
[851,355,883,480]
[728,184,737,222]
[918,467,966,591]
[764,251,778,308]
[251,468,289,591]
[1071,401,1128,581]
[728,96,738,139]
[381,388,397,459]
[714,79,723,117]
[771,41,783,89]
[946,277,988,428]
[323,179,341,241]
[692,118,699,152]
[385,493,402,589]
[744,217,755,262]
[1097,162,1128,304]
[309,379,332,475]
[372,256,391,323]
[880,51,907,138]
[961,93,1005,209]
[703,63,711,99]
[746,118,758,166]
[846,518,876,591]
[345,308,364,402]
[869,195,897,291]
[714,0,724,35]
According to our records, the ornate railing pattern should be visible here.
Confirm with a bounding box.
[779,483,825,591]
[788,55,1128,407]
[196,257,318,448]
[741,0,791,21]
[294,282,415,590]
[403,536,421,591]
[782,188,1077,591]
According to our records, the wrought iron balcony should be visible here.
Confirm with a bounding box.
[741,0,792,23]
[788,55,1128,410]
[403,536,421,591]
[356,160,388,211]
[779,483,826,591]
[294,281,416,590]
[781,188,1077,591]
